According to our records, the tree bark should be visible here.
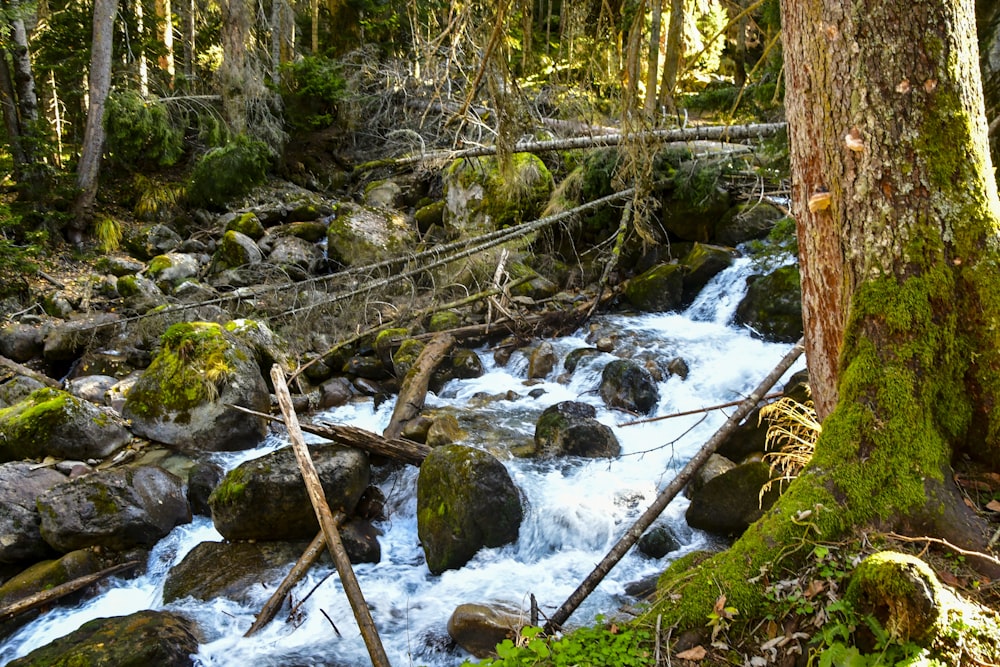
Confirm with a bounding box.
[70,0,119,242]
[220,0,250,133]
[155,0,176,86]
[653,0,1000,632]
[0,56,26,172]
[643,0,663,117]
[656,0,684,112]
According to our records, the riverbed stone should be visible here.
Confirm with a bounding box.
[447,602,524,658]
[533,401,621,458]
[734,265,803,343]
[326,201,416,267]
[42,313,121,363]
[624,263,685,312]
[417,444,523,574]
[146,252,201,290]
[0,387,131,463]
[680,243,735,303]
[0,375,46,409]
[685,461,781,536]
[208,443,370,541]
[6,610,199,667]
[528,341,557,379]
[0,322,46,362]
[715,202,784,246]
[122,321,269,451]
[0,462,67,563]
[212,230,263,271]
[599,359,659,414]
[37,466,191,553]
[0,548,103,617]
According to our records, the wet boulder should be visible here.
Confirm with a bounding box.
[426,413,467,447]
[0,462,67,563]
[679,243,735,304]
[0,388,131,463]
[637,524,684,559]
[734,265,803,343]
[528,341,557,379]
[186,461,224,517]
[660,163,731,242]
[37,466,191,553]
[715,202,785,246]
[6,610,199,667]
[599,359,659,414]
[208,444,370,541]
[448,602,524,658]
[685,461,781,536]
[0,322,46,362]
[417,445,523,574]
[533,401,621,458]
[326,201,417,267]
[623,263,684,312]
[122,321,269,451]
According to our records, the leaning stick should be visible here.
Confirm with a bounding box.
[244,530,329,637]
[383,332,455,440]
[0,560,140,623]
[544,338,805,633]
[270,366,390,667]
[617,391,785,427]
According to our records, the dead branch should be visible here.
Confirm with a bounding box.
[618,391,785,426]
[270,365,390,667]
[0,354,61,388]
[0,560,140,623]
[244,530,329,637]
[544,338,805,634]
[383,333,455,440]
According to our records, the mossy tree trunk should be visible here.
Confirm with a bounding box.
[656,0,1000,629]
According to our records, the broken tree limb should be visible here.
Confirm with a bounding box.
[383,333,455,440]
[354,122,786,172]
[228,403,431,466]
[543,338,805,634]
[0,354,61,388]
[270,365,390,667]
[618,391,785,426]
[244,530,330,637]
[0,560,140,623]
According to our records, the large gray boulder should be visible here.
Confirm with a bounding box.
[417,445,523,575]
[734,265,804,343]
[532,401,621,458]
[0,462,67,563]
[122,321,269,451]
[599,359,659,414]
[685,461,781,536]
[208,444,370,541]
[0,388,131,463]
[37,466,191,553]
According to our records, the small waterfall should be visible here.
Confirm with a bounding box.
[0,261,804,667]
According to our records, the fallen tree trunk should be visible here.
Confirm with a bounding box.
[228,403,431,466]
[354,122,786,172]
[0,560,140,623]
[543,338,805,633]
[244,530,329,637]
[271,365,390,667]
[383,333,455,440]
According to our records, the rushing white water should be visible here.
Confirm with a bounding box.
[0,255,803,667]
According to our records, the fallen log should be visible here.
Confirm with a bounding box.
[384,332,455,440]
[271,365,390,667]
[0,354,61,388]
[543,338,805,633]
[228,403,431,466]
[0,560,140,623]
[244,530,329,637]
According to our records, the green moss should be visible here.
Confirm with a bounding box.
[225,212,264,240]
[446,153,554,229]
[146,254,173,277]
[208,466,250,505]
[0,388,75,460]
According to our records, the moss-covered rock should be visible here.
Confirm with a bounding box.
[326,201,416,267]
[0,387,131,463]
[122,322,269,451]
[443,153,554,233]
[428,310,462,332]
[208,443,369,541]
[624,264,685,312]
[414,200,446,233]
[392,338,425,378]
[533,401,621,458]
[528,341,558,379]
[211,230,263,272]
[715,202,784,246]
[0,549,102,613]
[6,610,199,667]
[374,327,410,367]
[734,265,804,343]
[224,211,265,240]
[684,461,780,536]
[679,243,736,303]
[416,445,523,574]
[660,162,732,242]
[0,461,67,563]
[426,413,466,447]
[599,359,659,414]
[146,252,201,291]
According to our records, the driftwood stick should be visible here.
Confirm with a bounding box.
[543,339,805,633]
[228,403,431,465]
[270,366,390,667]
[617,391,785,426]
[244,530,329,637]
[383,333,455,440]
[0,560,140,623]
[0,354,61,388]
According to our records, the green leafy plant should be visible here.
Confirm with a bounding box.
[104,89,185,169]
[280,56,347,131]
[186,135,273,210]
[465,618,652,667]
[94,214,122,252]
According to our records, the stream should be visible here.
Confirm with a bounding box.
[0,255,803,666]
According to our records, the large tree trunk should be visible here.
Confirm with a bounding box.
[70,0,119,243]
[0,56,27,173]
[656,0,683,113]
[219,0,250,133]
[654,0,1000,631]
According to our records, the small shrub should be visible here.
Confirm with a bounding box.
[94,214,122,253]
[186,135,273,209]
[0,204,43,302]
[280,56,347,131]
[104,89,184,169]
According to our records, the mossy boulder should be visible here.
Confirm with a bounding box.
[414,200,446,233]
[416,445,523,574]
[224,211,265,240]
[37,466,191,553]
[684,461,781,536]
[392,338,425,378]
[0,549,103,634]
[426,413,466,447]
[0,387,131,463]
[211,230,263,272]
[599,359,659,414]
[624,264,685,312]
[660,163,732,242]
[325,201,416,267]
[734,265,803,343]
[122,322,269,451]
[146,252,201,290]
[0,462,67,563]
[448,602,524,658]
[429,310,462,332]
[267,220,328,242]
[533,401,621,459]
[208,443,370,541]
[374,327,410,367]
[443,153,554,233]
[528,341,558,379]
[715,202,784,246]
[679,243,736,303]
[6,610,199,667]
